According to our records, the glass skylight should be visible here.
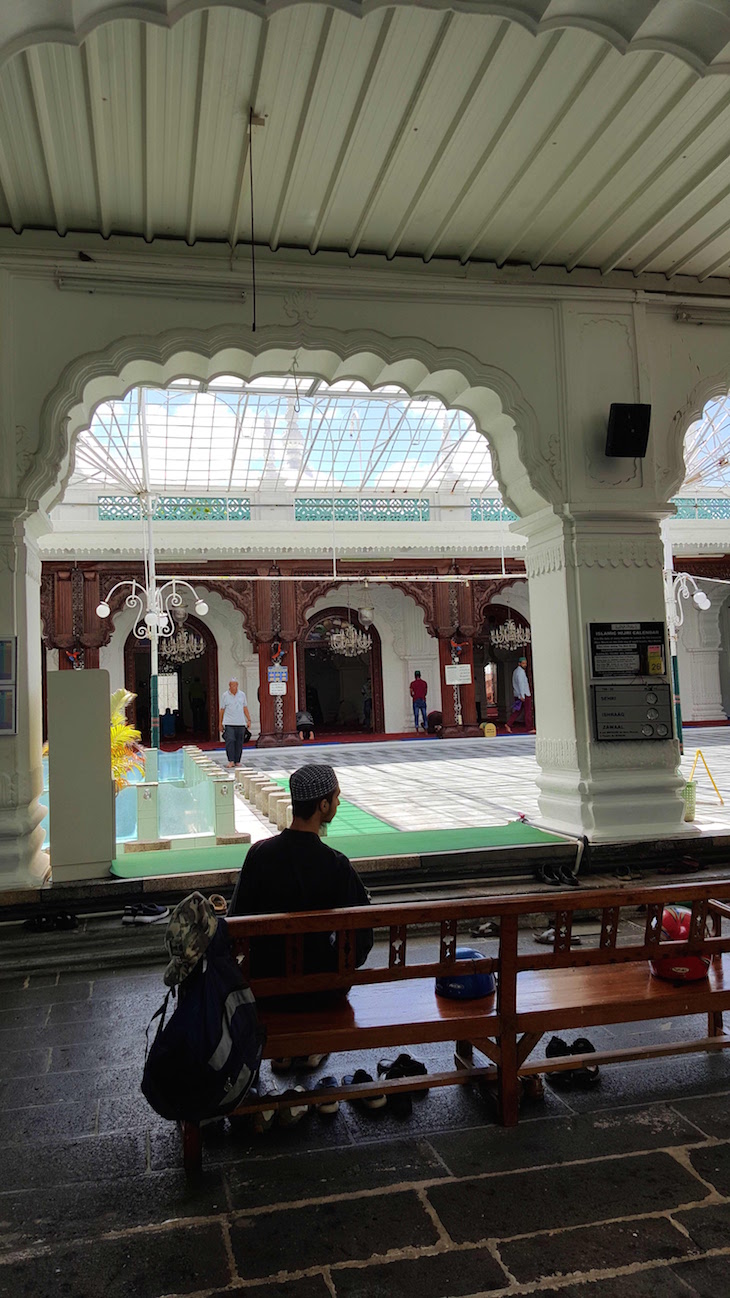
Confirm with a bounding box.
[71,379,500,497]
[683,396,730,492]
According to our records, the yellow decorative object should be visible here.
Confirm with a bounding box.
[110,688,145,793]
[688,750,724,806]
[480,723,497,737]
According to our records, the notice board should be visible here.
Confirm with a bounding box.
[589,622,666,679]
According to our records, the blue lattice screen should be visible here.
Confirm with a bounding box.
[295,498,430,522]
[98,496,251,521]
[470,498,518,521]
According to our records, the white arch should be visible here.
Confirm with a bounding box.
[25,323,550,518]
[665,367,730,500]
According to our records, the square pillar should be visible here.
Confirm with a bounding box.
[0,518,50,886]
[522,509,687,841]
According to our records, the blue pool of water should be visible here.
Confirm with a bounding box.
[39,748,197,850]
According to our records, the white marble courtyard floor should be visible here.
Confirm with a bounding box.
[227,726,730,841]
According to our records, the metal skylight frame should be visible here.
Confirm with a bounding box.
[72,376,504,498]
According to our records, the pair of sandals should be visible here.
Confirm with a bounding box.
[545,1035,600,1086]
[343,1052,428,1118]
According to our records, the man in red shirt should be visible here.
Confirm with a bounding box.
[410,671,428,731]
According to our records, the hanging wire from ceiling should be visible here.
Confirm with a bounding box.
[249,106,257,333]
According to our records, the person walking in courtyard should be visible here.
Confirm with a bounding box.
[410,670,428,731]
[505,656,534,734]
[219,678,252,767]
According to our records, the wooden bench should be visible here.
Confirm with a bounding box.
[181,880,730,1173]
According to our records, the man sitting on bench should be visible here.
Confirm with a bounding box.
[230,763,373,1068]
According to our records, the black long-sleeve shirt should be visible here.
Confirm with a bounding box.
[230,829,373,981]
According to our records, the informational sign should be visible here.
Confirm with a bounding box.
[589,623,666,679]
[269,681,287,696]
[445,664,472,685]
[592,682,673,741]
[267,665,288,683]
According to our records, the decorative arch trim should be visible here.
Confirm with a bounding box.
[2,3,729,81]
[28,323,550,519]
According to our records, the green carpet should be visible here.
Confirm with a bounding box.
[267,778,399,839]
[110,821,566,879]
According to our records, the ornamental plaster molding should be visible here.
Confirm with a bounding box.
[28,322,546,520]
[2,3,730,79]
[535,737,579,770]
[525,542,566,578]
[573,537,664,569]
[283,290,318,327]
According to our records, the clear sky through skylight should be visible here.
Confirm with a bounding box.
[71,378,499,497]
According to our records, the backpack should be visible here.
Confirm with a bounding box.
[141,915,266,1123]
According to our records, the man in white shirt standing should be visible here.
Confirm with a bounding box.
[219,679,252,767]
[505,656,534,734]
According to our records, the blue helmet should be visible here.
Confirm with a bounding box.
[435,946,496,1000]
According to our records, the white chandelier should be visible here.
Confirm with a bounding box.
[159,627,206,666]
[329,620,372,658]
[490,618,531,652]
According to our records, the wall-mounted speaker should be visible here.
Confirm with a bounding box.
[605,403,651,458]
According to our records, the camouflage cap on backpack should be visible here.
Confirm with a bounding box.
[164,891,218,987]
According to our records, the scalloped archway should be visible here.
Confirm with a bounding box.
[25,323,550,520]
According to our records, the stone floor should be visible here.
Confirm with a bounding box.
[226,726,730,840]
[2,932,730,1298]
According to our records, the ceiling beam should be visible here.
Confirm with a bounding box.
[458,43,609,266]
[24,48,65,235]
[308,9,393,255]
[269,9,333,253]
[598,103,730,274]
[347,11,453,258]
[528,70,696,271]
[186,11,210,246]
[386,21,509,261]
[423,31,562,264]
[635,179,730,277]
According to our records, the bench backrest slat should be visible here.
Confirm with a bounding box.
[226,881,730,1001]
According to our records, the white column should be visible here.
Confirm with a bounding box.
[523,508,687,841]
[676,594,727,722]
[0,511,50,886]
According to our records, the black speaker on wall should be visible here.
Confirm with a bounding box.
[605,403,651,458]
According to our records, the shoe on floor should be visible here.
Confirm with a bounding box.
[270,1057,293,1073]
[533,928,581,946]
[278,1086,309,1126]
[342,1069,387,1110]
[314,1075,340,1115]
[471,921,500,938]
[377,1052,428,1098]
[571,1037,600,1086]
[122,904,170,926]
[249,1087,278,1134]
[544,1035,575,1087]
[295,1053,330,1071]
[208,893,228,916]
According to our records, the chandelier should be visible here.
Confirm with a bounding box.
[159,628,206,666]
[329,620,372,658]
[490,618,531,652]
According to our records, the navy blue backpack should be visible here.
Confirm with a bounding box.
[142,920,266,1123]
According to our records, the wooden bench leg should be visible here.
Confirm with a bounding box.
[709,1010,724,1037]
[498,1034,520,1127]
[182,1121,203,1176]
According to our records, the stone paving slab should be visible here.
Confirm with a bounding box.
[332,1248,507,1297]
[430,1103,704,1177]
[0,1223,232,1298]
[499,1214,697,1285]
[426,1152,707,1243]
[229,1190,440,1278]
[225,1139,445,1211]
